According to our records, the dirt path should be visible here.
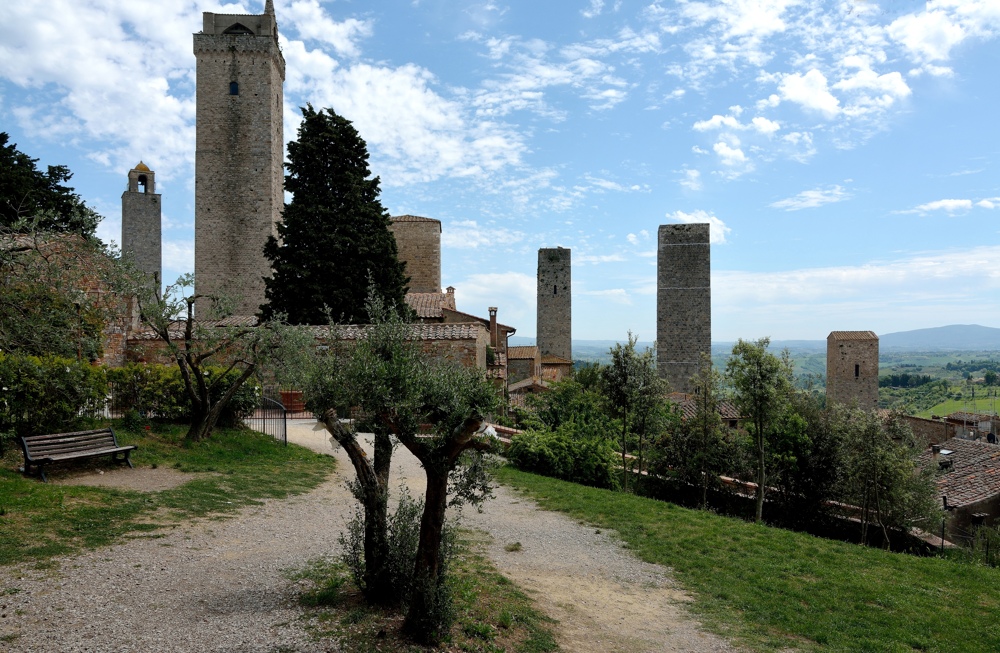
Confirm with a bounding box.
[0,423,738,652]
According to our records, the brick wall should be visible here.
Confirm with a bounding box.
[390,216,441,294]
[657,223,711,394]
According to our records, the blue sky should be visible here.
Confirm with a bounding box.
[2,0,999,342]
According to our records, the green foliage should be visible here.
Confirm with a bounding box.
[506,427,620,490]
[0,353,106,443]
[105,363,260,426]
[0,133,101,236]
[262,105,409,324]
[879,372,934,388]
[523,377,614,433]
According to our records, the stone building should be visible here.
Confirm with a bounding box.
[193,0,285,317]
[657,223,711,394]
[537,247,571,362]
[826,331,879,408]
[120,162,161,289]
[389,215,441,294]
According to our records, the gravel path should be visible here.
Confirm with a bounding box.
[0,423,738,652]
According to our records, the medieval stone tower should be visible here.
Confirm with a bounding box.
[657,223,711,394]
[389,215,441,294]
[826,331,879,409]
[121,162,161,288]
[193,0,285,317]
[537,247,572,362]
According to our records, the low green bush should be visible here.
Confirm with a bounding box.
[506,425,620,490]
[0,353,107,444]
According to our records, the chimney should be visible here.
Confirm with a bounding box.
[445,286,456,310]
[931,444,941,461]
[488,307,498,349]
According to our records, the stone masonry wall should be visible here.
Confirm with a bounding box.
[826,332,879,409]
[657,224,711,394]
[537,247,571,361]
[389,216,441,294]
[194,10,285,317]
[121,184,161,287]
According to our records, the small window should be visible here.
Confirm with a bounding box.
[855,364,860,378]
[553,285,557,295]
[230,81,239,95]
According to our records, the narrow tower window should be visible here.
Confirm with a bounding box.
[855,364,860,378]
[230,81,239,95]
[553,285,557,295]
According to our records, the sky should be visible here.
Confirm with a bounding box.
[1,0,999,343]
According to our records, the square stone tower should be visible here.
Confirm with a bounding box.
[193,0,285,317]
[657,223,711,394]
[389,215,441,294]
[536,247,571,362]
[121,161,161,290]
[826,331,879,409]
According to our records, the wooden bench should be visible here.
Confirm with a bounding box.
[19,428,137,483]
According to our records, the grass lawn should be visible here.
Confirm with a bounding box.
[293,530,558,653]
[916,395,1000,419]
[0,422,336,566]
[498,466,1000,653]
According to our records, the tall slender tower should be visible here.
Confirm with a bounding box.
[193,1,285,317]
[121,161,161,289]
[657,223,711,394]
[537,247,572,362]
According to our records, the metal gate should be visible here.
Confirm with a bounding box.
[245,388,287,445]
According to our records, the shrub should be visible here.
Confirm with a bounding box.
[106,363,260,426]
[506,425,620,490]
[0,352,107,444]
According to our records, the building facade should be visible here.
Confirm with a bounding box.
[536,247,571,362]
[193,1,285,317]
[657,223,711,394]
[389,215,441,294]
[826,331,879,408]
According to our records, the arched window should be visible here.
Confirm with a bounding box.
[230,81,239,95]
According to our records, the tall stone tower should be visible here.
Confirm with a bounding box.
[389,215,441,294]
[121,162,161,289]
[657,223,711,394]
[537,247,572,362]
[826,331,879,409]
[193,0,285,317]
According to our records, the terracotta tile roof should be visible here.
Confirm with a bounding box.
[667,392,742,421]
[946,412,998,423]
[919,437,1000,508]
[508,376,549,393]
[392,214,441,224]
[128,317,260,341]
[442,308,515,335]
[311,322,486,341]
[406,292,453,318]
[508,346,539,360]
[827,330,878,341]
[541,354,573,365]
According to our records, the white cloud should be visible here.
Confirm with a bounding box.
[578,253,627,264]
[778,69,840,118]
[770,185,849,211]
[284,1,372,57]
[680,169,702,191]
[713,139,747,167]
[665,209,731,244]
[582,0,605,19]
[901,199,975,214]
[452,271,536,327]
[441,220,525,249]
[582,288,632,304]
[978,198,1000,209]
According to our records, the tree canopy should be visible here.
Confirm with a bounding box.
[0,133,101,237]
[261,106,409,324]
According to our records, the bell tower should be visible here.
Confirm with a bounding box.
[193,0,285,317]
[121,161,161,289]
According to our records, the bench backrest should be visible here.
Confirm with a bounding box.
[21,428,119,458]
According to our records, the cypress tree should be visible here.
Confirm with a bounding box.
[261,105,409,324]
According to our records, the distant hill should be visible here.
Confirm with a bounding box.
[880,324,1000,350]
[512,325,1000,360]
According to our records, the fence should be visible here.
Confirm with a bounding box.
[246,391,287,445]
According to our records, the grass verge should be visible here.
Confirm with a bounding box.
[497,465,1000,653]
[291,530,558,653]
[0,422,335,566]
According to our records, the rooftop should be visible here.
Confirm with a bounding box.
[919,437,1000,508]
[508,346,539,360]
[828,331,879,341]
